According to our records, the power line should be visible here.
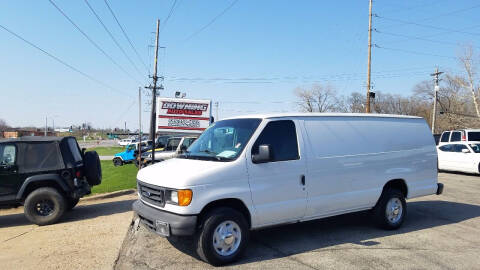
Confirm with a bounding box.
[380,23,480,45]
[84,0,144,78]
[375,29,480,50]
[183,0,239,42]
[0,23,129,96]
[375,15,480,37]
[48,0,142,85]
[104,0,149,73]
[375,45,456,59]
[160,0,179,33]
[379,3,480,29]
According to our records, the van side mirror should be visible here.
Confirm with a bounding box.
[252,145,272,164]
[462,148,470,153]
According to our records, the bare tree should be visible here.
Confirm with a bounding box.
[458,45,480,117]
[345,92,365,113]
[0,119,10,132]
[294,84,340,112]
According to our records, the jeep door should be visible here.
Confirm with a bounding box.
[0,144,19,199]
[246,119,307,226]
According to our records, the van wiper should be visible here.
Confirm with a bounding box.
[198,149,217,155]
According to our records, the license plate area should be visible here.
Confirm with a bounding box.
[155,220,170,237]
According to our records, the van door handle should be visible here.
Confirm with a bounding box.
[300,175,305,186]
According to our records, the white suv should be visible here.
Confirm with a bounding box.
[439,129,480,145]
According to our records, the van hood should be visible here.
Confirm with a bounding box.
[136,158,237,188]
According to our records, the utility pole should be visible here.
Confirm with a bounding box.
[45,116,47,136]
[215,101,219,121]
[124,121,127,134]
[147,19,161,164]
[431,68,443,133]
[365,0,373,113]
[138,87,142,170]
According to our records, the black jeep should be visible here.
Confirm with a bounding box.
[0,136,102,225]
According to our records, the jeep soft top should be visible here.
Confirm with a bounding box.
[0,136,102,225]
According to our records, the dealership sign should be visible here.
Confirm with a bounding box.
[156,98,212,133]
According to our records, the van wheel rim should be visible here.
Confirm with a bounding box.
[212,220,241,256]
[386,198,403,224]
[35,199,55,216]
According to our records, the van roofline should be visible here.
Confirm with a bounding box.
[221,113,422,121]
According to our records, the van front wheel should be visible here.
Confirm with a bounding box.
[373,189,406,230]
[196,207,249,266]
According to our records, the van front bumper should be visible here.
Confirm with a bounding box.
[132,200,197,237]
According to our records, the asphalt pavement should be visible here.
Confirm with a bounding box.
[115,172,480,270]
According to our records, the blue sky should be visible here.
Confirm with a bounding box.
[1,0,479,129]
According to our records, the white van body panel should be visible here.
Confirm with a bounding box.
[299,116,437,221]
[136,113,439,230]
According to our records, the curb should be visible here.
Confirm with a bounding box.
[82,189,137,202]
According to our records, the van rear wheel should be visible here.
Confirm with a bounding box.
[196,207,249,266]
[373,188,406,230]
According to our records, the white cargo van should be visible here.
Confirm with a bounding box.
[133,113,443,266]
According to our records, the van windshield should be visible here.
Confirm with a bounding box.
[179,118,262,162]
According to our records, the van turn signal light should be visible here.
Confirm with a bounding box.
[178,189,193,206]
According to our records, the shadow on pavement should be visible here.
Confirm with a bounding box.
[166,200,480,266]
[0,199,135,228]
[439,171,480,177]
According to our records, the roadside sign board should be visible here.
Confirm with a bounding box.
[156,97,212,134]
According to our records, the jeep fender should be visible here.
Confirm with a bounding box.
[16,174,70,200]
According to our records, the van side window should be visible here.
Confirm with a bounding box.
[252,120,299,162]
[450,131,461,142]
[440,132,450,142]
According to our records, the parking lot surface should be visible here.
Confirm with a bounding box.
[115,172,480,270]
[0,193,137,270]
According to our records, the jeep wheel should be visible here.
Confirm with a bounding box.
[84,151,102,186]
[67,197,80,211]
[113,157,123,167]
[372,188,407,230]
[24,187,67,226]
[196,207,249,266]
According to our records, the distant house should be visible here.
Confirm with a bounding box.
[2,129,56,138]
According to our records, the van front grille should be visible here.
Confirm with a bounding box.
[137,181,165,208]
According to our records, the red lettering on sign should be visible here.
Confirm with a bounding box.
[167,109,203,115]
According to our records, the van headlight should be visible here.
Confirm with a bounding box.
[165,189,192,206]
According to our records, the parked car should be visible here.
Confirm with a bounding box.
[437,141,480,174]
[135,136,171,168]
[0,136,102,225]
[439,129,480,145]
[113,141,151,166]
[132,113,443,266]
[139,136,197,167]
[118,138,134,146]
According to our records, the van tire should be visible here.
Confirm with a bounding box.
[24,187,66,226]
[196,207,249,266]
[373,188,406,230]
